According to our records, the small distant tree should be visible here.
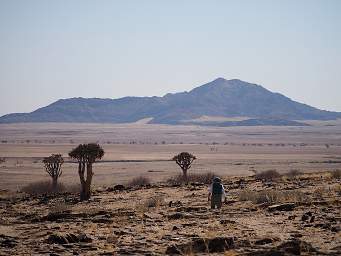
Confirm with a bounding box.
[172,152,196,182]
[0,157,5,164]
[43,154,64,191]
[69,143,104,201]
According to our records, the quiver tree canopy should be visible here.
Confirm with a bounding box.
[68,143,105,163]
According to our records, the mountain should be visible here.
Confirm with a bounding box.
[1,78,340,126]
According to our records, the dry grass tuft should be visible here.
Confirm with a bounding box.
[167,172,216,185]
[144,195,164,208]
[127,176,151,187]
[48,201,72,214]
[255,169,281,181]
[238,189,308,204]
[286,169,302,179]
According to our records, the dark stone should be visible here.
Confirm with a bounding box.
[331,226,341,232]
[301,212,313,222]
[113,184,125,191]
[255,238,273,245]
[47,234,69,244]
[268,203,295,212]
[172,225,180,231]
[288,215,296,220]
[168,212,186,220]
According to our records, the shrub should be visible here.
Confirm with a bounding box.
[331,169,341,179]
[255,169,281,181]
[167,172,216,185]
[238,189,308,204]
[127,176,151,187]
[0,157,5,164]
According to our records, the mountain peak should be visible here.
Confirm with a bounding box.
[1,78,340,124]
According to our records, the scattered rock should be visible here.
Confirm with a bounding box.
[47,233,92,244]
[0,234,18,248]
[165,237,234,254]
[268,203,295,212]
[113,184,125,191]
[143,212,163,220]
[331,225,340,232]
[168,200,182,207]
[106,187,114,192]
[301,212,313,222]
[220,219,236,225]
[176,206,207,212]
[254,238,273,245]
[277,239,317,255]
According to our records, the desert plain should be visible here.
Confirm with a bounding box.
[0,121,341,255]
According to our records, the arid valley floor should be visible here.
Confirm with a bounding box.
[0,122,341,255]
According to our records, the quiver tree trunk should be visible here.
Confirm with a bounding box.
[182,168,188,183]
[52,177,58,191]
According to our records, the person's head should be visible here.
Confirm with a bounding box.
[213,176,221,183]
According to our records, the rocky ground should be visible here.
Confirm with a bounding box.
[0,172,340,255]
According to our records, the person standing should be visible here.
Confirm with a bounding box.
[208,177,226,209]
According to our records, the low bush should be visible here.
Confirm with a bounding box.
[255,169,281,181]
[239,189,308,204]
[167,172,216,185]
[286,169,302,178]
[127,176,151,187]
[21,180,79,195]
[331,169,341,179]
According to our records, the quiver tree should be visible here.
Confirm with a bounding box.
[172,152,196,182]
[43,154,64,191]
[69,143,104,201]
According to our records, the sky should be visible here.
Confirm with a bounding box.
[0,0,340,116]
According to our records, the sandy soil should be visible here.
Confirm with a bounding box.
[0,173,340,255]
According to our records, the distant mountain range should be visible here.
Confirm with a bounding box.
[1,78,340,126]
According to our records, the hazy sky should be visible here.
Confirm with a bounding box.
[0,0,340,116]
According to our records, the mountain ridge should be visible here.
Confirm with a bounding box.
[1,78,340,126]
